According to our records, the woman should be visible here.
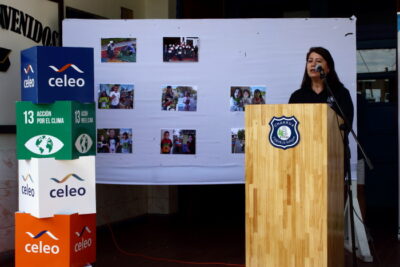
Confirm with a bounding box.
[289,47,354,125]
[252,89,265,104]
[242,89,252,106]
[98,91,110,109]
[230,87,244,111]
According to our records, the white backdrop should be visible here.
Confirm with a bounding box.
[63,18,357,185]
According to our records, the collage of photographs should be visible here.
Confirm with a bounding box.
[98,36,263,155]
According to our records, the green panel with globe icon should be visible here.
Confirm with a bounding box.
[16,101,96,159]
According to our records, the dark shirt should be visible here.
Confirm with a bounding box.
[289,86,354,128]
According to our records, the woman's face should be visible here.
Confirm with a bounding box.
[307,52,330,79]
[254,91,260,97]
[234,89,241,98]
[243,91,250,98]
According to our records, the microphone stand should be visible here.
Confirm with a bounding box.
[319,70,373,267]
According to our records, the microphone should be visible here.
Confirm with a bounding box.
[315,64,326,78]
[315,64,324,73]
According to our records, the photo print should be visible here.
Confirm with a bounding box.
[161,85,197,111]
[231,128,245,154]
[230,86,266,111]
[163,37,199,62]
[161,129,196,154]
[98,84,134,109]
[101,38,136,63]
[97,128,132,154]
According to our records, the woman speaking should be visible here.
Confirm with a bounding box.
[289,47,354,125]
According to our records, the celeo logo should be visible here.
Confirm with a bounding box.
[48,64,85,87]
[269,116,300,150]
[24,135,64,156]
[21,174,35,197]
[25,230,60,254]
[75,133,93,154]
[49,173,86,198]
[74,226,92,252]
[23,64,35,88]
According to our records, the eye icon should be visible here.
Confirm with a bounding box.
[24,135,64,155]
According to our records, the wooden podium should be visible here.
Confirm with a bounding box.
[245,104,344,267]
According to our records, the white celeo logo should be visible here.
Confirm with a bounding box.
[24,135,64,155]
[24,231,60,254]
[75,133,93,154]
[23,64,35,88]
[48,64,85,88]
[74,226,92,252]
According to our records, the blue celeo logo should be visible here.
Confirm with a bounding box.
[269,116,300,150]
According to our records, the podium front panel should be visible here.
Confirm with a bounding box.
[245,104,344,267]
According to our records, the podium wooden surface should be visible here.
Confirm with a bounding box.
[245,104,344,267]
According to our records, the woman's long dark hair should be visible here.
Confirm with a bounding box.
[300,47,344,90]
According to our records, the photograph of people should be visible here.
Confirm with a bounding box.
[101,38,137,63]
[230,87,244,111]
[163,37,199,62]
[230,86,266,111]
[242,89,252,106]
[161,129,196,154]
[231,128,245,154]
[98,91,110,109]
[98,84,134,109]
[109,85,121,109]
[173,129,196,154]
[97,128,132,154]
[161,86,197,111]
[288,47,354,125]
[251,88,266,105]
[120,131,133,153]
[161,86,177,111]
[160,130,173,154]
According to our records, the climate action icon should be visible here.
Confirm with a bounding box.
[24,135,64,155]
[75,134,93,154]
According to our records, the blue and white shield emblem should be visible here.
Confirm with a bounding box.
[269,116,300,150]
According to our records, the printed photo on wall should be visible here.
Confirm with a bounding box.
[97,128,132,154]
[101,38,136,63]
[163,37,199,62]
[229,86,266,112]
[161,129,196,155]
[161,85,197,111]
[231,128,245,154]
[98,84,134,109]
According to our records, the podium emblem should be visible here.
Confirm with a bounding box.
[269,116,300,149]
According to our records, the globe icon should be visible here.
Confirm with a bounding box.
[35,135,54,154]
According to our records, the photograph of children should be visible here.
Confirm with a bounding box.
[231,128,245,154]
[161,85,197,111]
[98,84,134,109]
[101,38,136,63]
[97,128,132,154]
[163,37,199,62]
[160,129,196,154]
[229,86,266,111]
